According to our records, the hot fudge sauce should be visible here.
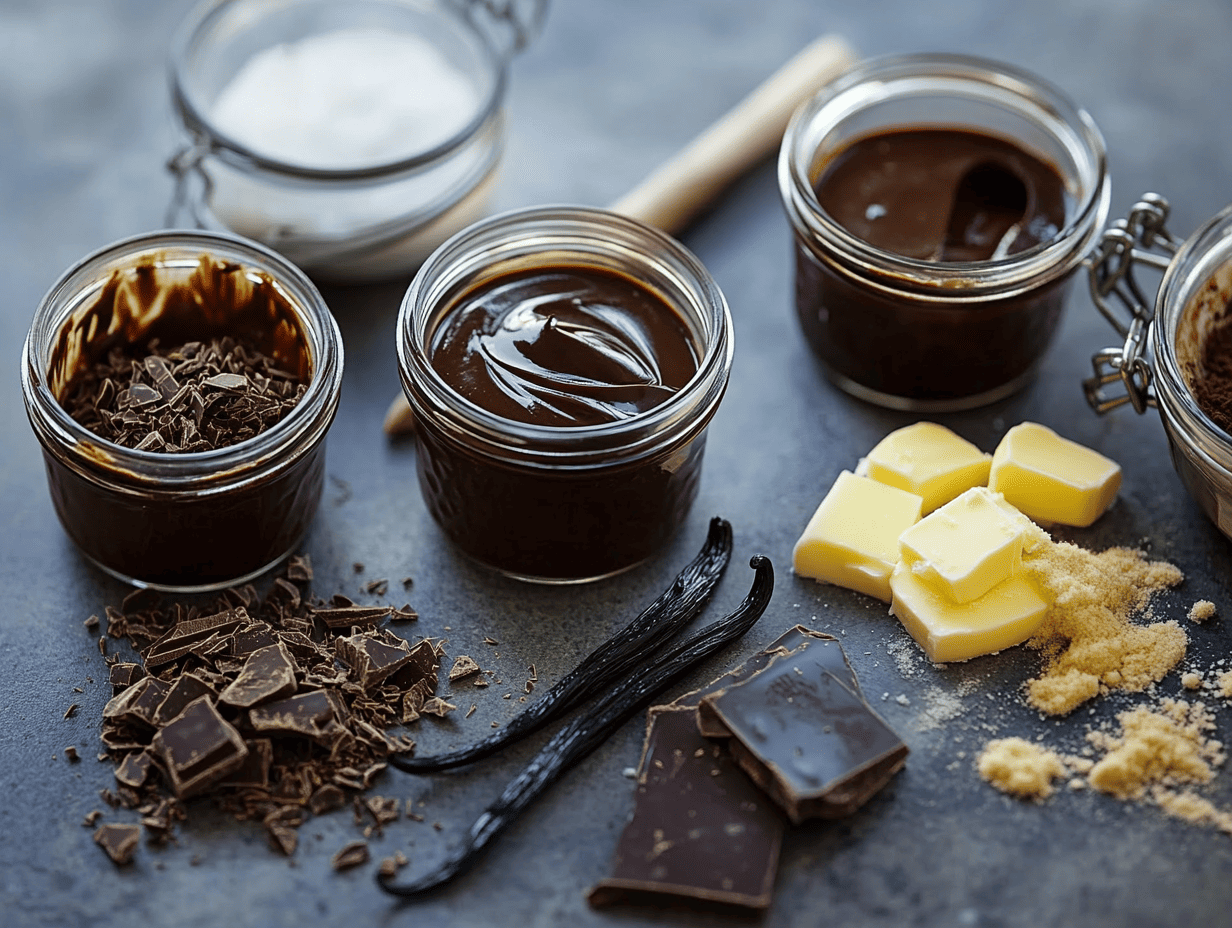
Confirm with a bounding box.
[415,264,710,581]
[429,267,698,427]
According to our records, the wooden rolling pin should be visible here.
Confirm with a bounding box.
[384,33,857,435]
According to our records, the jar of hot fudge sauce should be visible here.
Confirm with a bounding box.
[396,206,734,582]
[779,54,1110,411]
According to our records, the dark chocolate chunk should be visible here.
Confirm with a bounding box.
[699,645,907,824]
[103,676,171,729]
[152,672,218,727]
[448,655,481,682]
[94,823,142,865]
[311,604,391,630]
[588,706,785,912]
[142,608,247,669]
[285,554,313,582]
[331,840,369,871]
[248,689,350,747]
[693,626,861,738]
[114,750,154,789]
[220,738,274,790]
[231,622,279,657]
[109,662,145,694]
[335,630,420,691]
[219,641,298,708]
[151,696,249,799]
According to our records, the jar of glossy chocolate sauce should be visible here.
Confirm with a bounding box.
[397,206,734,583]
[22,230,343,592]
[779,54,1110,411]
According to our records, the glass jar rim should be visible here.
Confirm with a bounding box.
[1154,202,1232,450]
[397,205,735,468]
[22,229,344,490]
[168,0,508,182]
[779,51,1111,302]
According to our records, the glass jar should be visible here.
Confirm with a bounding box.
[779,53,1110,411]
[21,230,344,592]
[397,206,734,583]
[1085,195,1232,542]
[167,0,547,283]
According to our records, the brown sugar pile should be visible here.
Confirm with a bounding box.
[979,699,1232,836]
[1020,541,1186,715]
[977,738,1068,800]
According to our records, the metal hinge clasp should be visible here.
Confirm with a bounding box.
[1083,193,1181,414]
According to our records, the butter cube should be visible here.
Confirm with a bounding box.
[898,487,1042,604]
[793,471,924,602]
[988,422,1121,527]
[862,422,992,514]
[889,562,1049,663]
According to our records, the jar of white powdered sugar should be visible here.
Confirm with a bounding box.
[167,0,548,282]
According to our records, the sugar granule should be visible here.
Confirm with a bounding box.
[1021,541,1185,715]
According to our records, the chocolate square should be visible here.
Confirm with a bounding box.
[151,696,249,798]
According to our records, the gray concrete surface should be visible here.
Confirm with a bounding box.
[4,1,1232,926]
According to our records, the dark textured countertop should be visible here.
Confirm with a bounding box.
[6,1,1232,926]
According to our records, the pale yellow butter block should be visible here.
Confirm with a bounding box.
[898,487,1036,604]
[793,470,924,602]
[863,422,992,514]
[988,422,1121,527]
[889,562,1049,663]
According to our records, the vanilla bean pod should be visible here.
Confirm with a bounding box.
[377,555,774,899]
[388,517,733,774]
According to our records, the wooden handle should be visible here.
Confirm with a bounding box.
[385,34,857,436]
[607,33,857,234]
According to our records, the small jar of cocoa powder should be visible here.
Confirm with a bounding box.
[21,230,343,591]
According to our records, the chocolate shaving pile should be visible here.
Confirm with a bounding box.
[92,556,448,863]
[60,336,306,452]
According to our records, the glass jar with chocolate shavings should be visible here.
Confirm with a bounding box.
[22,229,343,592]
[1084,194,1232,545]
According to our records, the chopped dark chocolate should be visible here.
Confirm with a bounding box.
[311,604,391,630]
[109,662,145,694]
[331,840,369,871]
[115,750,154,789]
[285,554,313,582]
[335,629,421,691]
[588,706,785,912]
[151,696,249,799]
[94,823,142,865]
[152,672,218,727]
[219,738,274,790]
[218,641,298,708]
[142,608,247,669]
[699,639,907,824]
[248,689,350,747]
[103,676,171,729]
[448,655,481,682]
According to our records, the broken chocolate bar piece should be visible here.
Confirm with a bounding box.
[114,749,154,789]
[94,822,142,865]
[108,662,145,695]
[335,630,421,691]
[684,626,861,737]
[152,672,218,727]
[248,689,350,747]
[151,696,249,798]
[588,706,785,912]
[219,738,274,790]
[142,608,247,668]
[103,676,171,729]
[699,645,907,824]
[219,641,298,708]
[311,604,391,630]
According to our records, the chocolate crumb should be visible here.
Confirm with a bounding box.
[331,840,370,871]
[64,704,79,720]
[364,579,389,596]
[449,655,481,682]
[65,746,80,762]
[84,615,100,631]
[93,823,141,865]
[82,810,102,827]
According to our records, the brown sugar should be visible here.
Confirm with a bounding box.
[1086,699,1223,800]
[977,738,1068,799]
[1020,541,1185,715]
[1189,599,1217,623]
